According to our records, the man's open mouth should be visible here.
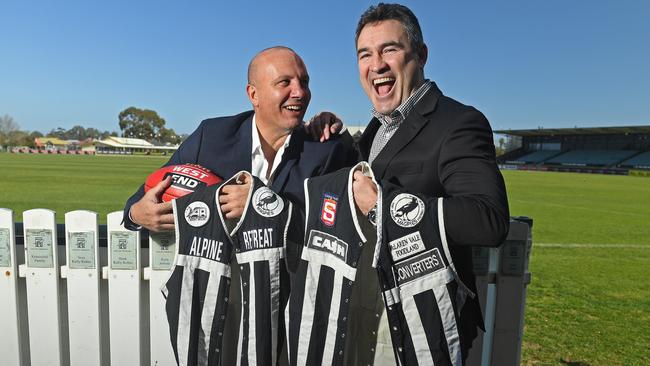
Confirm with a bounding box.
[283,105,304,112]
[373,77,395,97]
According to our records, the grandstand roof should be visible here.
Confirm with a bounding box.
[495,125,650,137]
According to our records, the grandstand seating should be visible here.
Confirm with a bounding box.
[619,151,650,168]
[545,150,637,166]
[509,150,561,164]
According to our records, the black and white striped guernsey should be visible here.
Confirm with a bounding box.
[224,173,293,366]
[286,162,380,366]
[373,190,475,366]
[166,180,232,366]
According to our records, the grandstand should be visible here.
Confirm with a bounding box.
[496,125,650,174]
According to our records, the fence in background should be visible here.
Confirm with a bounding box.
[0,208,532,366]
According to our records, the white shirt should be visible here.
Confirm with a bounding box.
[250,114,292,185]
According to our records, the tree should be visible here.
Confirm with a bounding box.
[7,130,31,147]
[0,114,20,135]
[0,114,21,147]
[118,107,166,141]
[156,127,182,145]
[48,127,68,139]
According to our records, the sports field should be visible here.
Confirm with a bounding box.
[1,153,649,364]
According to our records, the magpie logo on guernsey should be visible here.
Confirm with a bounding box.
[252,187,284,217]
[390,193,425,228]
[184,201,210,227]
[394,248,446,285]
[320,192,338,226]
[307,229,348,262]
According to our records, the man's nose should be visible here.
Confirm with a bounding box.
[370,54,389,74]
[290,82,307,99]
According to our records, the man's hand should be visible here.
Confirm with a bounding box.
[352,170,378,216]
[305,111,344,142]
[130,177,175,232]
[219,173,251,219]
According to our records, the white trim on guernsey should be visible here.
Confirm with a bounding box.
[173,254,231,366]
[177,259,196,366]
[217,171,255,237]
[162,199,183,296]
[347,162,368,244]
[283,201,293,247]
[248,264,258,363]
[268,251,281,365]
[437,198,475,299]
[236,247,285,263]
[303,178,310,237]
[321,272,345,365]
[295,262,321,366]
[198,270,225,364]
[300,247,357,281]
[175,254,231,276]
[432,282,462,366]
[399,267,460,366]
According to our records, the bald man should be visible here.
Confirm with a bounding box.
[123,46,356,232]
[122,46,356,365]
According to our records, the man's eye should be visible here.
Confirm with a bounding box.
[383,48,396,54]
[278,80,290,86]
[359,53,370,60]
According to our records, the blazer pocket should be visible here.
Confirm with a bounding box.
[389,162,422,175]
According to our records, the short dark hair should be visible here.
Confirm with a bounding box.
[355,3,424,53]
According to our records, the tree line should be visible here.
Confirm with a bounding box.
[0,107,183,148]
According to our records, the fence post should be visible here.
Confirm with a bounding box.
[63,210,104,366]
[466,245,501,366]
[104,211,143,366]
[490,218,533,366]
[0,208,25,366]
[145,231,177,366]
[22,209,65,366]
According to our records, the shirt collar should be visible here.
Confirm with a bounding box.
[251,114,292,155]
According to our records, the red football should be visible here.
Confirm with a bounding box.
[144,164,222,202]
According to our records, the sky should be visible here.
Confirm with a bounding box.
[1,0,649,135]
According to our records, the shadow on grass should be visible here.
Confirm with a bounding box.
[559,359,590,366]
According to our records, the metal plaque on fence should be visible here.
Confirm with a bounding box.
[68,231,96,269]
[26,228,54,268]
[0,228,11,267]
[151,231,176,270]
[500,239,527,276]
[110,231,137,270]
[471,246,490,275]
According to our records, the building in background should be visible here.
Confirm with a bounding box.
[496,125,650,176]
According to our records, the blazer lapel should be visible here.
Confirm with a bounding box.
[229,115,253,176]
[372,85,442,178]
[358,119,381,161]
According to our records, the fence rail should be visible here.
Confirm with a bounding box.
[0,208,532,366]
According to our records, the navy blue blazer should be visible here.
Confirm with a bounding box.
[122,110,357,230]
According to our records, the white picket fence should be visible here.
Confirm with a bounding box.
[0,207,532,366]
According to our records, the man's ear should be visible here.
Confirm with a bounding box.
[246,84,258,107]
[418,43,428,68]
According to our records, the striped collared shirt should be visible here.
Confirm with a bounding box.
[368,80,432,164]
